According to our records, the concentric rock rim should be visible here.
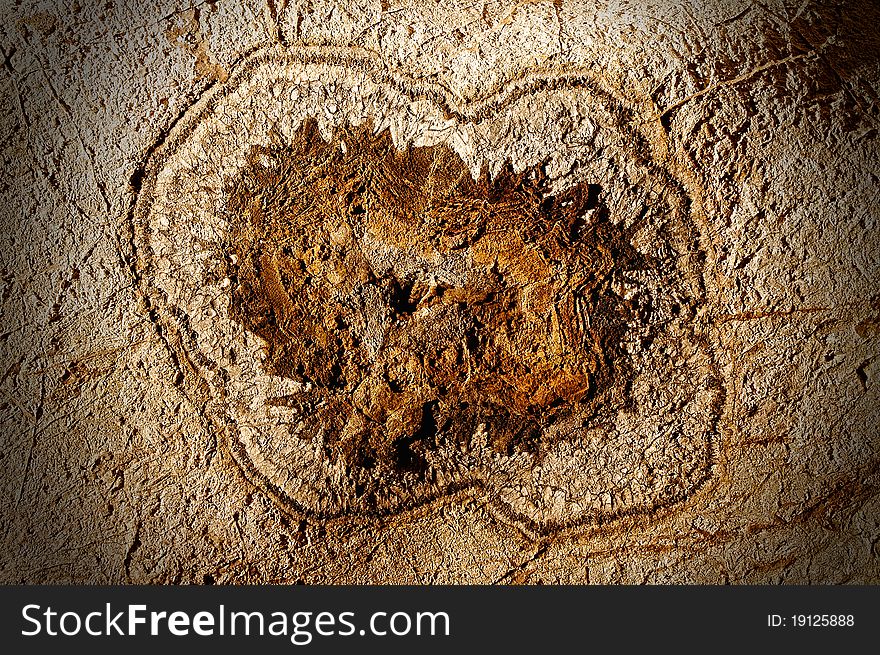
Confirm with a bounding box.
[130,45,725,535]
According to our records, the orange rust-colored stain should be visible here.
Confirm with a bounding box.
[223,119,648,474]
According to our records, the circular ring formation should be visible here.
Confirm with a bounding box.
[132,47,723,534]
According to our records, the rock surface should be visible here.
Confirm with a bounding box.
[1,0,878,583]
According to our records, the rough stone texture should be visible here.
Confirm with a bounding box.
[0,0,878,584]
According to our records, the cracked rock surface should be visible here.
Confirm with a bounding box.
[1,0,878,583]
